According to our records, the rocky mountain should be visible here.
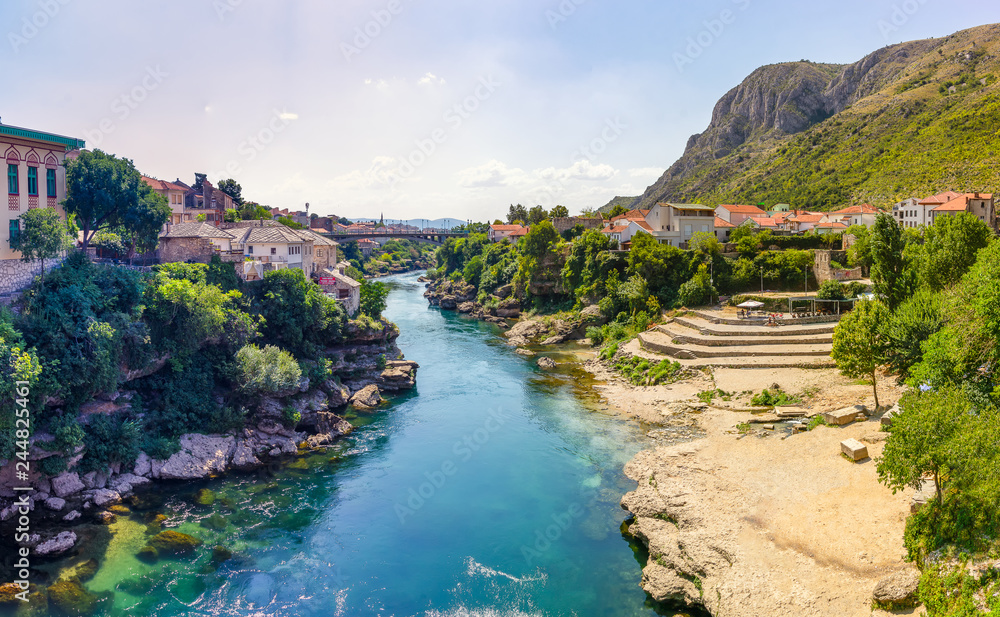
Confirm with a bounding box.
[630,23,1000,211]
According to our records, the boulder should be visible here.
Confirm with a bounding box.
[109,473,150,494]
[379,361,418,391]
[89,489,121,508]
[323,381,351,407]
[537,357,557,369]
[873,568,920,608]
[495,284,513,298]
[515,348,536,357]
[439,295,458,310]
[230,439,261,469]
[581,304,603,322]
[881,404,901,428]
[51,473,86,498]
[144,530,203,557]
[44,497,66,511]
[62,510,81,522]
[35,531,77,557]
[156,434,235,480]
[0,582,23,605]
[133,452,152,477]
[350,385,383,411]
[457,301,477,313]
[541,335,567,345]
[48,579,98,616]
[505,319,547,344]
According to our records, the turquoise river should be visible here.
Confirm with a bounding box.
[21,272,707,617]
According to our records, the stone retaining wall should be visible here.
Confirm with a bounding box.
[0,256,66,295]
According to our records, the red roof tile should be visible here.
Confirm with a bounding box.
[490,224,527,232]
[713,217,735,228]
[831,203,879,215]
[718,204,766,215]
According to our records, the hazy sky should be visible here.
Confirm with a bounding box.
[3,1,998,220]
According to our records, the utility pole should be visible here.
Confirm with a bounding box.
[804,265,809,293]
[760,266,764,294]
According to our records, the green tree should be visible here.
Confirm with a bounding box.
[626,232,690,306]
[885,287,943,380]
[678,265,717,307]
[729,223,754,244]
[256,268,345,356]
[920,213,993,291]
[550,205,569,218]
[233,344,302,395]
[527,205,549,225]
[360,279,389,318]
[688,231,721,256]
[506,203,528,224]
[831,298,890,407]
[816,279,845,300]
[63,150,143,251]
[870,214,911,311]
[217,178,243,206]
[10,207,73,281]
[876,387,993,555]
[120,182,171,260]
[223,209,240,223]
[845,225,872,272]
[608,204,629,219]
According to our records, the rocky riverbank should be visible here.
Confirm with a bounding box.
[592,363,920,617]
[0,318,418,562]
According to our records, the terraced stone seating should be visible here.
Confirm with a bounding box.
[638,312,837,369]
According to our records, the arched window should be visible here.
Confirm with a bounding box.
[6,148,20,197]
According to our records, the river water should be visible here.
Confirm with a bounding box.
[25,272,701,617]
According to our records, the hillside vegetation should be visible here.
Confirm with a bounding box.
[631,23,1000,211]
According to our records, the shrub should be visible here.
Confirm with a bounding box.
[282,406,301,427]
[816,279,846,300]
[234,344,302,396]
[38,455,67,475]
[751,388,802,407]
[79,413,141,473]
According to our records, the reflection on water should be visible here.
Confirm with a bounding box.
[10,272,708,617]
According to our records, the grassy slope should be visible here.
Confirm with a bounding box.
[660,24,1000,211]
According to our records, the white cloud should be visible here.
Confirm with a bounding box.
[456,159,529,188]
[534,160,618,182]
[329,156,400,190]
[417,72,446,86]
[628,167,663,178]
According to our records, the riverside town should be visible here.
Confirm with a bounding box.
[2,4,1000,617]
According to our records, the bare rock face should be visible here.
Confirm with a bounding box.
[505,319,547,347]
[325,382,351,407]
[156,434,236,480]
[457,301,478,314]
[87,489,121,508]
[872,568,920,609]
[439,295,458,310]
[51,473,86,498]
[35,531,77,557]
[379,361,418,391]
[350,384,383,411]
[44,497,66,511]
[496,298,521,318]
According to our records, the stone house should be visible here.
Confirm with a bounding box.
[174,174,235,224]
[550,216,605,235]
[0,120,85,293]
[489,224,528,243]
[294,228,339,275]
[320,261,361,315]
[158,222,239,264]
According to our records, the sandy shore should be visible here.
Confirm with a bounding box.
[584,356,924,616]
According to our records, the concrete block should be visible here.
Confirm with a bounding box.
[823,407,861,426]
[881,404,901,428]
[841,438,869,461]
[775,406,808,418]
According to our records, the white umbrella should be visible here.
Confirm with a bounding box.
[737,300,764,309]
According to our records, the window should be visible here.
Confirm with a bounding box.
[9,219,19,244]
[46,169,56,197]
[270,247,277,255]
[27,167,38,196]
[247,245,254,254]
[7,164,17,194]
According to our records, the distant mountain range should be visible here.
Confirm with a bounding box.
[349,217,467,229]
[613,23,1000,212]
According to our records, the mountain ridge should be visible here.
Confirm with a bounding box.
[629,23,1000,212]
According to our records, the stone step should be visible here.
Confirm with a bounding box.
[672,316,838,337]
[639,331,832,359]
[657,322,834,347]
[689,309,843,328]
[624,339,836,369]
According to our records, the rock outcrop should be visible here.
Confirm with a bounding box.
[350,384,383,410]
[872,568,920,609]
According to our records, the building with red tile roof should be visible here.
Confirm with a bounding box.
[489,224,529,243]
[931,192,994,227]
[716,204,766,225]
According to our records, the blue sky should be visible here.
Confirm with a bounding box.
[2,0,998,220]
